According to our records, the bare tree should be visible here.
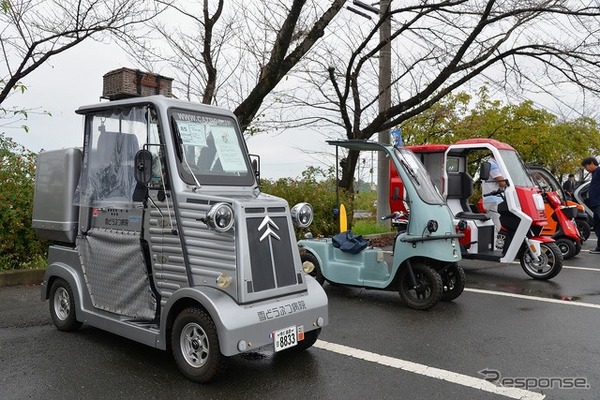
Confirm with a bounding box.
[116,0,600,192]
[295,0,600,191]
[0,0,167,106]
[123,0,347,132]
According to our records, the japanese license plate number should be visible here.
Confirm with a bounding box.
[273,325,297,352]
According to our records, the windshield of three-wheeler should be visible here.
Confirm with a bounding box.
[498,149,535,187]
[394,147,445,205]
[170,109,255,186]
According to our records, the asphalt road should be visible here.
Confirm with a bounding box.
[1,239,600,400]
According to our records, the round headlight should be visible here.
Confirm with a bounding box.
[291,202,314,228]
[205,203,234,232]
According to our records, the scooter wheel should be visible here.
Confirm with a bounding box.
[520,242,563,280]
[575,219,591,242]
[554,237,578,259]
[440,264,466,302]
[300,251,325,285]
[398,263,443,310]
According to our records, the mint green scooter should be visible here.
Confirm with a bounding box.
[298,140,464,310]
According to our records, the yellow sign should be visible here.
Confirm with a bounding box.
[339,203,347,232]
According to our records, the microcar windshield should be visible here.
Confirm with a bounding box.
[170,109,255,186]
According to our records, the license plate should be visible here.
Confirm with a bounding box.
[273,325,298,352]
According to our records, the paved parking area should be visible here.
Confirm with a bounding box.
[1,240,599,399]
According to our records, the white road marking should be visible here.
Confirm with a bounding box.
[508,261,600,272]
[563,265,600,272]
[465,288,600,309]
[314,340,545,400]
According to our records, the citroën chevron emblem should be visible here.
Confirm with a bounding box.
[258,215,280,241]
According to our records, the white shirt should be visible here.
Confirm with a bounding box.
[482,158,504,204]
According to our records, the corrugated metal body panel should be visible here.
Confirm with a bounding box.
[177,201,237,292]
[146,194,187,305]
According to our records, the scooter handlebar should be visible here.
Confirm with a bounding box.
[381,211,405,221]
[483,187,506,197]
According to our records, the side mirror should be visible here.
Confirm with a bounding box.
[480,161,491,181]
[134,149,153,184]
[250,154,260,182]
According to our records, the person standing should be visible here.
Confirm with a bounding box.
[562,173,576,201]
[581,157,600,254]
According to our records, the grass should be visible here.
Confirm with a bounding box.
[351,218,396,235]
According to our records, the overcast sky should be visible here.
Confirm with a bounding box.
[4,35,593,182]
[3,40,333,180]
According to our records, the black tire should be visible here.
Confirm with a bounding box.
[398,263,443,310]
[440,264,466,302]
[300,251,325,285]
[285,328,321,352]
[575,219,591,242]
[554,237,577,259]
[574,240,582,256]
[49,278,82,332]
[520,242,563,280]
[171,307,226,383]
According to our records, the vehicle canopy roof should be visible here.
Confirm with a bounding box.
[75,95,236,120]
[454,138,515,151]
[406,144,448,153]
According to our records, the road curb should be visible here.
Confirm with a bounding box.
[0,269,46,288]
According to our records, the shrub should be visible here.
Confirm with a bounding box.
[260,165,352,238]
[0,134,46,270]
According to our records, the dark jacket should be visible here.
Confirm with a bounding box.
[589,168,600,208]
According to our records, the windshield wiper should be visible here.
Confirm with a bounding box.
[400,159,420,185]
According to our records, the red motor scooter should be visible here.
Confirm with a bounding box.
[538,189,582,258]
[526,163,589,251]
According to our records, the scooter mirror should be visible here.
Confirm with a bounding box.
[480,161,491,181]
[134,149,153,184]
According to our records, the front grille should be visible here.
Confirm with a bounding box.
[246,215,298,293]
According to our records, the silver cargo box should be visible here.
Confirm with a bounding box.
[32,148,82,243]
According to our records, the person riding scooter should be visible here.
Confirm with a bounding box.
[482,156,507,247]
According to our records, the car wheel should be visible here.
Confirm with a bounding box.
[171,307,226,383]
[49,278,82,332]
